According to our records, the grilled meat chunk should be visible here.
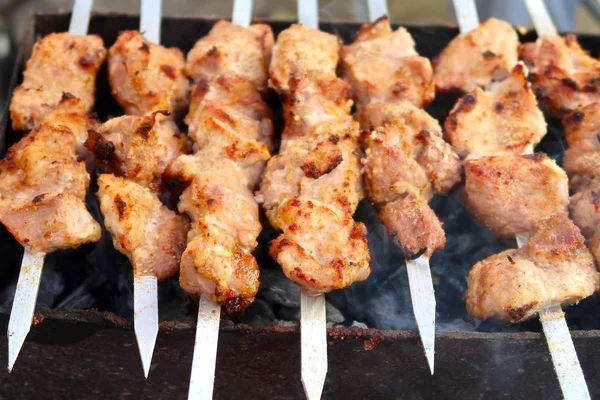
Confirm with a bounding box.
[464,153,569,238]
[258,74,370,294]
[97,174,189,280]
[520,34,600,116]
[445,64,546,159]
[108,31,189,117]
[569,187,600,241]
[41,112,100,159]
[10,33,106,131]
[340,16,434,109]
[466,214,599,323]
[563,146,600,192]
[433,18,518,94]
[85,111,186,190]
[0,122,101,253]
[563,104,600,151]
[184,20,274,94]
[269,24,352,109]
[360,102,462,195]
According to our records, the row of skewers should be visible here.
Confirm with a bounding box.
[3,0,600,398]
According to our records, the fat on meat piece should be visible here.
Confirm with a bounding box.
[341,16,434,110]
[433,18,519,94]
[97,174,189,280]
[257,73,370,294]
[108,31,190,118]
[465,214,600,323]
[269,24,352,110]
[10,33,106,132]
[0,122,101,253]
[464,153,569,238]
[85,111,187,190]
[360,102,462,196]
[444,64,546,160]
[520,34,600,117]
[184,20,274,94]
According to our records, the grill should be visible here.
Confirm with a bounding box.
[0,11,599,400]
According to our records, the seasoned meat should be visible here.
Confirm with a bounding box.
[185,74,273,156]
[360,102,462,195]
[444,64,546,159]
[258,73,370,294]
[0,193,101,255]
[184,20,274,94]
[97,174,189,280]
[269,24,352,109]
[108,31,189,117]
[378,191,445,259]
[269,197,370,294]
[563,104,600,151]
[10,33,106,131]
[85,111,186,190]
[464,153,569,238]
[40,112,99,157]
[341,16,434,110]
[569,187,600,240]
[465,214,599,323]
[0,122,101,253]
[433,18,519,94]
[520,34,600,116]
[563,146,600,192]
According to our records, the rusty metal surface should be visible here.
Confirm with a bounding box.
[0,308,598,399]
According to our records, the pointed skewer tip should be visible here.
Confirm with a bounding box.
[133,274,159,379]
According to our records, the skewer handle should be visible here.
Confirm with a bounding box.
[298,0,319,29]
[232,0,253,28]
[301,290,327,400]
[188,296,221,400]
[69,0,93,35]
[7,252,45,372]
[524,0,558,36]
[367,0,388,22]
[406,255,436,374]
[539,305,591,400]
[140,0,162,44]
[451,0,480,33]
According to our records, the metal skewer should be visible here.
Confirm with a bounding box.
[133,0,163,379]
[451,1,589,397]
[365,0,436,375]
[186,1,253,399]
[520,2,590,398]
[6,0,94,373]
[294,2,329,399]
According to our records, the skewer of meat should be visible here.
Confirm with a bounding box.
[258,3,371,398]
[340,2,461,373]
[84,0,191,377]
[5,0,104,372]
[449,1,594,398]
[160,2,274,398]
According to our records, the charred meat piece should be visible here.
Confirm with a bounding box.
[433,18,518,94]
[10,33,106,131]
[445,64,546,159]
[108,31,190,117]
[563,104,600,151]
[0,122,101,253]
[97,174,189,280]
[184,20,274,94]
[269,197,370,294]
[341,17,434,110]
[520,34,600,116]
[563,146,600,192]
[258,73,370,294]
[464,153,569,238]
[85,111,187,190]
[360,102,462,195]
[269,24,352,109]
[465,214,599,323]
